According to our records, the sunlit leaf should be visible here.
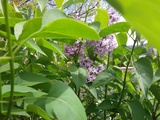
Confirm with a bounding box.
[107,0,160,51]
[94,9,109,30]
[37,0,48,12]
[99,22,130,37]
[116,32,127,46]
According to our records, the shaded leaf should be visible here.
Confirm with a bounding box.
[90,69,116,88]
[69,65,87,91]
[134,57,153,96]
[116,32,127,46]
[34,81,87,120]
[0,63,19,73]
[27,104,51,120]
[96,100,113,110]
[152,68,160,84]
[14,72,51,86]
[37,0,48,12]
[150,85,160,102]
[128,100,145,120]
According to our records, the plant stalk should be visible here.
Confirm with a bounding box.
[2,0,15,119]
[117,39,137,109]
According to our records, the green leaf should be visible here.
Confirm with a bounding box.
[37,39,66,59]
[25,40,46,56]
[55,0,64,8]
[128,100,145,120]
[134,57,153,96]
[152,68,160,84]
[69,65,87,91]
[99,22,130,37]
[150,85,160,102]
[34,81,87,120]
[2,85,47,97]
[116,32,127,46]
[0,30,16,40]
[37,0,48,12]
[27,104,51,120]
[96,100,113,110]
[94,9,109,30]
[63,0,85,8]
[39,18,100,40]
[42,9,67,28]
[107,0,160,51]
[88,21,100,32]
[14,72,51,86]
[90,69,116,88]
[0,63,19,73]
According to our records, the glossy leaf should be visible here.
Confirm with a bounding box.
[99,22,130,37]
[90,69,116,88]
[94,9,109,30]
[37,0,48,12]
[27,104,51,120]
[34,81,87,120]
[128,100,144,120]
[2,85,47,97]
[107,0,160,51]
[69,65,87,91]
[14,72,51,86]
[40,18,100,40]
[134,57,153,96]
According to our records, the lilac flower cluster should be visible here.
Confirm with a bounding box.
[87,35,117,56]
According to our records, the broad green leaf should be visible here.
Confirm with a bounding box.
[34,81,87,120]
[27,104,51,120]
[69,65,87,91]
[107,0,160,51]
[37,39,66,58]
[16,18,42,41]
[55,0,64,8]
[128,100,145,120]
[116,32,127,46]
[42,9,67,28]
[90,69,116,88]
[0,63,19,73]
[41,18,100,40]
[94,9,109,30]
[89,21,100,32]
[25,40,46,56]
[2,85,47,97]
[150,85,160,102]
[152,68,160,84]
[0,30,16,40]
[37,0,48,12]
[14,72,51,86]
[134,46,147,55]
[134,57,153,96]
[99,22,130,37]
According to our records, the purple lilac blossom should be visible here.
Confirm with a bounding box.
[108,7,120,24]
[64,40,84,58]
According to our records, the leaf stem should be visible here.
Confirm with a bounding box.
[104,52,110,120]
[2,0,15,119]
[116,39,137,109]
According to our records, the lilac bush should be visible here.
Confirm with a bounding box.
[64,7,119,82]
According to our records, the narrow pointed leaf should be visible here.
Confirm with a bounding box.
[37,0,48,12]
